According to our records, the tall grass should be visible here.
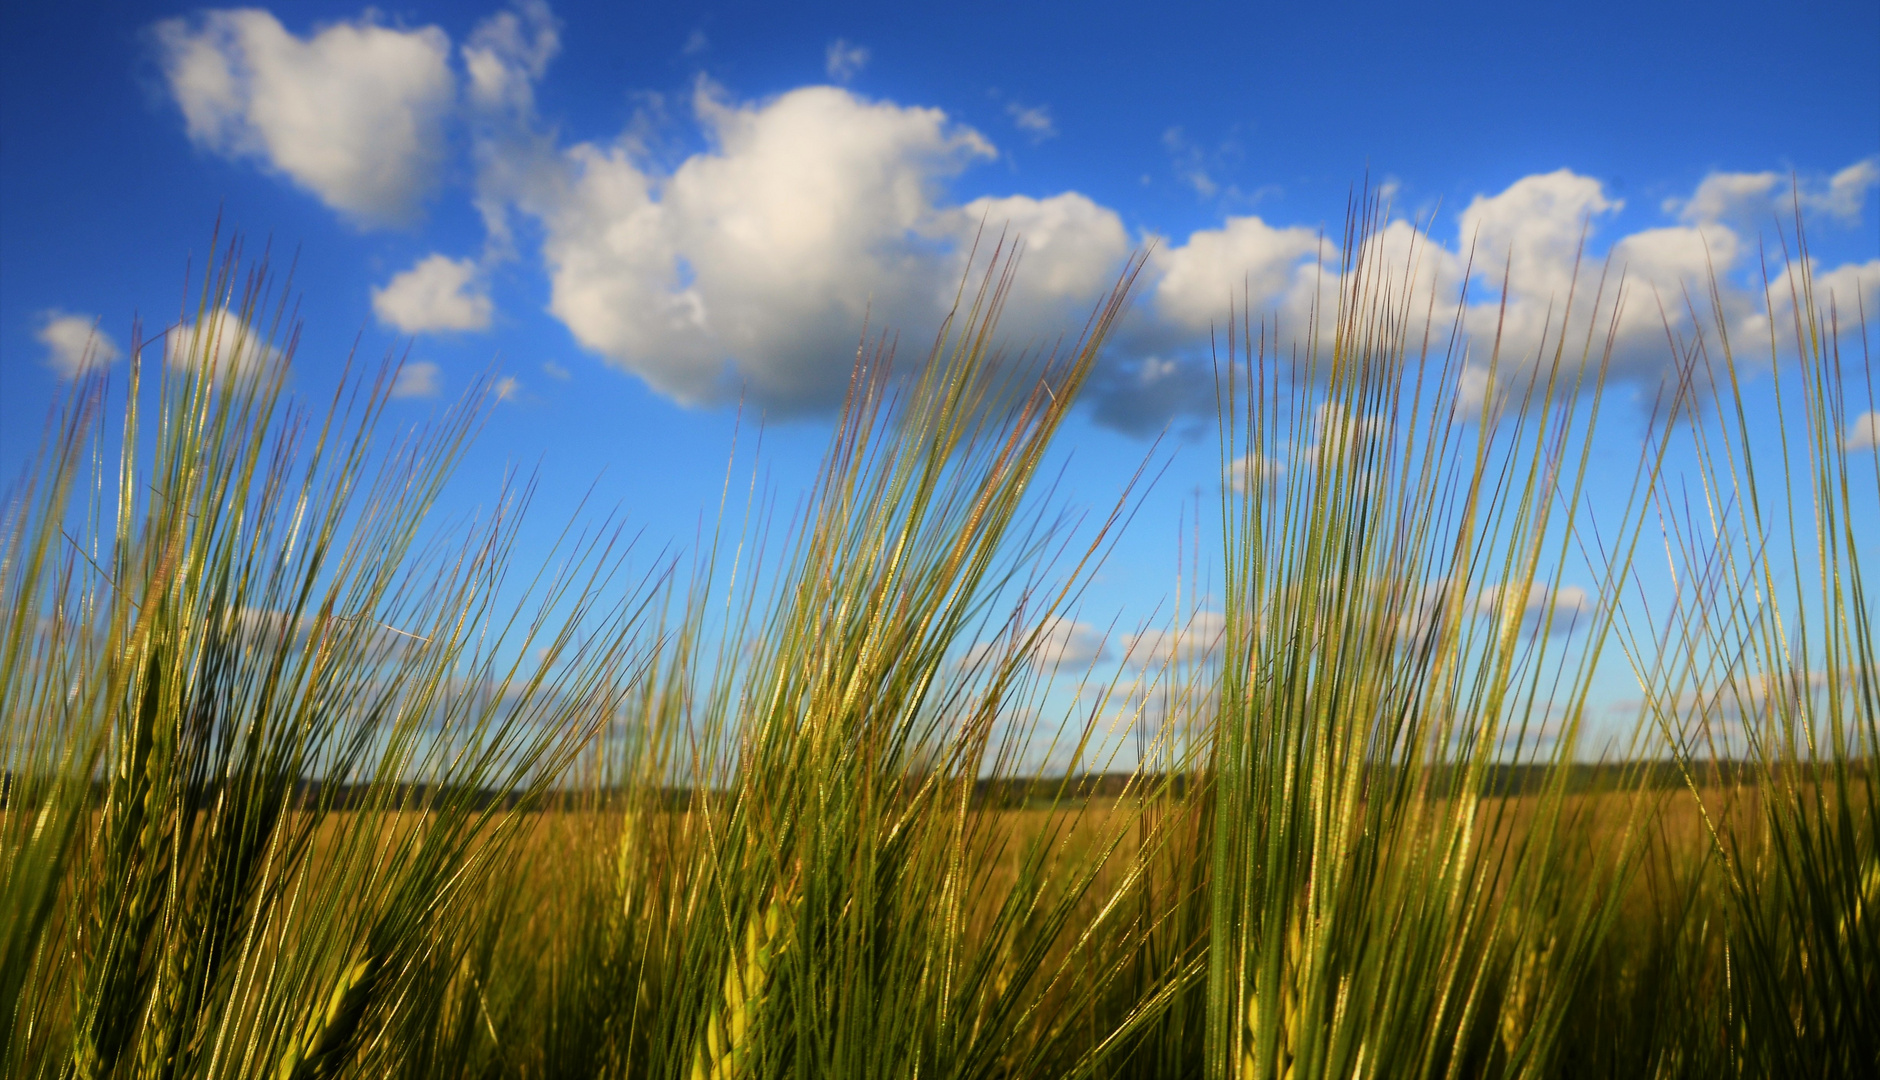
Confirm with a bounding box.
[2,202,1872,1079]
[1,239,658,1078]
[1615,218,1878,1075]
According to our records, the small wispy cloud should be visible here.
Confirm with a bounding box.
[1162,126,1215,197]
[493,374,522,402]
[1161,124,1255,202]
[824,38,868,82]
[682,29,708,56]
[1006,101,1057,143]
[390,360,441,399]
[541,360,571,381]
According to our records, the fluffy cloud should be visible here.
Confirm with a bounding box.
[1461,170,1618,297]
[1847,410,1880,452]
[164,308,280,380]
[1026,617,1111,668]
[149,6,1877,436]
[37,312,120,378]
[1151,215,1328,337]
[1669,170,1782,226]
[1448,172,1654,404]
[1808,257,1880,326]
[528,83,1132,413]
[461,0,558,113]
[390,360,442,398]
[1668,158,1879,227]
[534,82,1022,411]
[1815,159,1880,220]
[1135,168,1849,427]
[1225,451,1283,494]
[1122,610,1226,668]
[373,255,493,333]
[945,192,1132,342]
[153,9,454,226]
[966,616,1112,670]
[1474,582,1594,637]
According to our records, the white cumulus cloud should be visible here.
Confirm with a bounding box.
[373,255,493,333]
[945,191,1132,342]
[1460,169,1620,301]
[153,8,455,226]
[1149,215,1328,336]
[1672,171,1779,225]
[164,308,280,381]
[37,312,121,378]
[510,133,1871,429]
[1668,158,1879,227]
[1809,257,1880,326]
[149,8,1875,437]
[525,82,1130,413]
[532,82,1011,411]
[1815,158,1880,220]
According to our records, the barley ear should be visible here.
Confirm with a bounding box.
[689,895,794,1080]
[1498,932,1553,1063]
[273,956,379,1080]
[1241,912,1305,1080]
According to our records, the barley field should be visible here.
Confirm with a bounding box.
[2,207,1873,1078]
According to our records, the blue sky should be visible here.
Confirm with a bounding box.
[2,0,1876,756]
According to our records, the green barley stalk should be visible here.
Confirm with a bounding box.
[1201,189,1676,1080]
